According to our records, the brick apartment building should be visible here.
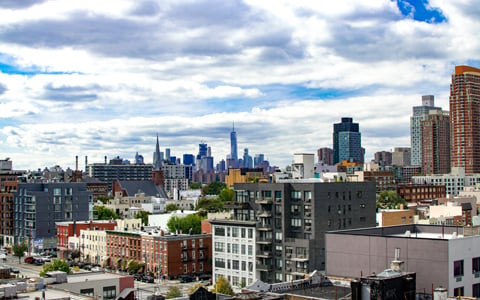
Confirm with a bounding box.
[105,229,212,279]
[56,220,117,259]
[397,183,446,202]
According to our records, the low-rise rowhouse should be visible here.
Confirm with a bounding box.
[326,224,480,297]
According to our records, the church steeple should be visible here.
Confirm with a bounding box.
[154,134,162,170]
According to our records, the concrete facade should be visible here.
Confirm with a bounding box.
[325,224,480,297]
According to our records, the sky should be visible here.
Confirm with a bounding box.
[0,0,479,171]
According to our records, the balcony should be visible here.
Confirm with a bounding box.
[257,224,272,231]
[292,255,309,262]
[256,264,273,271]
[256,251,272,258]
[255,198,273,204]
[305,211,312,217]
[258,211,272,218]
[256,238,272,245]
[224,201,250,209]
[304,226,312,232]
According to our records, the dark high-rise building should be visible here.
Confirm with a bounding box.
[14,182,92,250]
[254,154,264,167]
[243,148,253,168]
[230,122,238,164]
[211,181,376,284]
[183,154,195,166]
[333,117,363,164]
[317,147,333,165]
[450,65,480,174]
[421,110,450,174]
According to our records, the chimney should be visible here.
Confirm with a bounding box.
[390,247,404,272]
[76,156,79,171]
[105,156,107,164]
[85,156,88,171]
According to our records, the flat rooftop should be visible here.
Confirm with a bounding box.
[66,271,127,283]
[327,224,470,241]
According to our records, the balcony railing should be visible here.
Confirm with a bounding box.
[256,264,273,271]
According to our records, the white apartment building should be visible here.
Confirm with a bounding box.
[80,229,107,265]
[210,220,257,288]
[412,168,480,196]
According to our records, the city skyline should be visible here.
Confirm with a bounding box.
[0,1,479,170]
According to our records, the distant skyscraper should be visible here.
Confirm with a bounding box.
[450,65,480,174]
[230,122,238,164]
[254,154,264,167]
[183,154,195,166]
[392,147,411,167]
[421,110,450,174]
[165,148,171,161]
[243,148,253,168]
[135,152,144,164]
[374,151,392,167]
[410,95,442,166]
[333,117,363,164]
[317,147,333,165]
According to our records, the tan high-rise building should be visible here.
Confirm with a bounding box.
[450,65,480,174]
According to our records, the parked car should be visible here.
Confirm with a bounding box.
[178,275,194,283]
[141,275,155,283]
[33,258,44,265]
[91,266,102,272]
[24,256,35,264]
[10,267,19,274]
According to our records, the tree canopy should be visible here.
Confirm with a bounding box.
[202,181,226,195]
[376,190,408,210]
[189,182,202,189]
[167,214,202,234]
[40,259,71,276]
[166,203,180,213]
[218,188,234,202]
[12,242,27,263]
[135,210,151,226]
[196,197,225,213]
[213,275,235,296]
[95,205,120,220]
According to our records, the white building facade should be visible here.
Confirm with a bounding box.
[210,220,257,288]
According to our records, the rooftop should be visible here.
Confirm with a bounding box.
[327,224,470,241]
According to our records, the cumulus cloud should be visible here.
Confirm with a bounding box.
[0,0,478,170]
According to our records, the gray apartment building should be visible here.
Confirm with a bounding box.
[88,162,154,191]
[14,182,92,250]
[210,180,376,285]
[325,224,480,297]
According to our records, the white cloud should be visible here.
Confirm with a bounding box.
[0,0,479,170]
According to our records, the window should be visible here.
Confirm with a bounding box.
[80,288,94,297]
[241,228,246,238]
[454,260,464,277]
[232,244,239,254]
[454,287,464,297]
[248,229,253,239]
[214,242,224,252]
[232,227,239,237]
[473,283,480,298]
[241,244,246,255]
[473,257,480,273]
[232,260,239,270]
[103,286,116,300]
[242,261,246,271]
[215,258,225,268]
[248,245,253,256]
[291,191,301,199]
[214,227,225,236]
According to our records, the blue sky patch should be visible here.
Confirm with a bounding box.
[396,0,446,23]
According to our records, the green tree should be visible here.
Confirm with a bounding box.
[213,275,234,296]
[167,214,202,234]
[128,260,140,273]
[202,181,226,195]
[70,249,81,261]
[96,195,112,204]
[218,188,234,202]
[165,286,182,299]
[39,259,71,276]
[135,210,151,226]
[166,203,180,213]
[95,206,120,220]
[12,242,27,263]
[376,191,408,210]
[196,197,225,213]
[189,182,202,189]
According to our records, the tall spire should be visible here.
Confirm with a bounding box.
[154,134,162,170]
[233,120,235,132]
